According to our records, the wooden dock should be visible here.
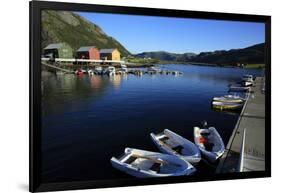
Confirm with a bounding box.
[41,58,183,76]
[216,77,265,173]
[42,57,130,64]
[42,62,73,73]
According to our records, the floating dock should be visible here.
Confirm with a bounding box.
[216,77,265,173]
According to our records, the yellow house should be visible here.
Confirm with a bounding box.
[100,48,120,61]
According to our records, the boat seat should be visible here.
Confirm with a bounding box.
[124,156,137,164]
[205,143,214,151]
[150,163,161,173]
[134,159,155,171]
[158,135,169,142]
[172,145,184,154]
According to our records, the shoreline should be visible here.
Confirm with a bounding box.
[42,61,264,70]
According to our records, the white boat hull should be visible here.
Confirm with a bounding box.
[150,129,201,163]
[194,127,225,163]
[111,148,196,178]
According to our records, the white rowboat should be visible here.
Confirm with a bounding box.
[213,95,245,103]
[150,129,201,163]
[111,148,196,178]
[241,74,254,82]
[229,85,251,92]
[212,101,244,110]
[194,127,225,162]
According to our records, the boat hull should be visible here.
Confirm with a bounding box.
[150,129,201,163]
[111,148,196,178]
[194,127,225,163]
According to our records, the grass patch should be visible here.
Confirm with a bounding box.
[244,64,265,69]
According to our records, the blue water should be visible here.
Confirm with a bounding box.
[41,64,262,183]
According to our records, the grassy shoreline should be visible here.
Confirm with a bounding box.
[127,58,264,69]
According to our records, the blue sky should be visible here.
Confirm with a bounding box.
[77,12,265,54]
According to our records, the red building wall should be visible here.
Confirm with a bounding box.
[89,47,100,60]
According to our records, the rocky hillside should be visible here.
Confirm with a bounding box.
[41,10,130,57]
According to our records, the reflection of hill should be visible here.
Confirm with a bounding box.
[41,73,112,116]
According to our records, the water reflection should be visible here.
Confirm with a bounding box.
[41,64,262,183]
[109,74,122,89]
[89,75,102,90]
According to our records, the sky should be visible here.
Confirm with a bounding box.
[77,12,265,54]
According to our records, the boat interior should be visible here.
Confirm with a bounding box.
[121,153,183,174]
[157,133,193,156]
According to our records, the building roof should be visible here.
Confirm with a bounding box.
[44,43,65,50]
[77,46,97,52]
[100,49,117,54]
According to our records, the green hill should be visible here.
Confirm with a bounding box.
[135,43,265,65]
[192,43,265,65]
[135,51,196,62]
[41,10,130,57]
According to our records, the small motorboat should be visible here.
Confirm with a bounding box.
[88,69,94,75]
[150,129,201,163]
[241,81,253,87]
[229,84,251,92]
[148,66,161,73]
[111,148,196,178]
[104,66,116,76]
[75,69,84,76]
[212,101,244,110]
[94,66,103,74]
[194,126,225,163]
[119,64,128,74]
[241,74,254,82]
[213,95,245,103]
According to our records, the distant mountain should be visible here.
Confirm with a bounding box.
[135,43,265,65]
[135,51,197,62]
[41,10,130,57]
[192,43,265,65]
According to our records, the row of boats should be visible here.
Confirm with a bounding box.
[74,66,182,77]
[75,66,123,76]
[212,75,255,110]
[228,74,254,92]
[110,123,225,178]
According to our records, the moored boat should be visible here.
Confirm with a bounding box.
[241,74,254,82]
[212,101,244,110]
[75,69,84,76]
[212,95,245,103]
[94,66,103,74]
[241,81,253,87]
[229,84,251,92]
[111,148,196,178]
[104,66,116,76]
[194,126,225,163]
[88,69,94,75]
[150,129,201,163]
[119,64,128,74]
[148,66,161,73]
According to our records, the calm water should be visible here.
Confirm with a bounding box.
[41,64,262,183]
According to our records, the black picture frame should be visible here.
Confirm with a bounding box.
[30,1,271,192]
